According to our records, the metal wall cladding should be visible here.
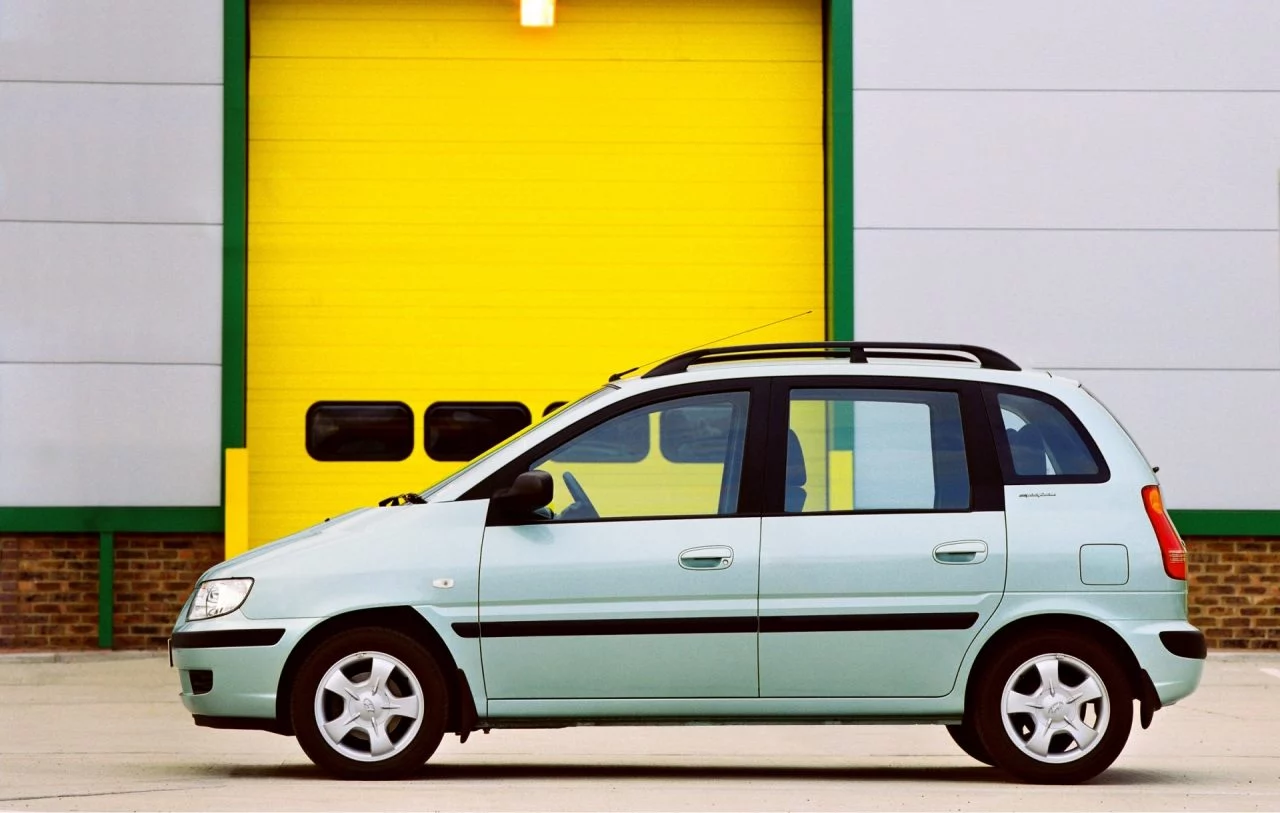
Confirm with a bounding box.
[853,230,1280,371]
[0,223,221,364]
[0,364,221,506]
[0,0,223,507]
[0,0,221,83]
[0,83,221,225]
[853,0,1280,91]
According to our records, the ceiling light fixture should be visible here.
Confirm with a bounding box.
[521,0,555,27]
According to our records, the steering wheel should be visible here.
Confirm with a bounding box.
[559,471,599,520]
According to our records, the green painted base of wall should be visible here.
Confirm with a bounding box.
[1173,510,1280,537]
[0,508,222,534]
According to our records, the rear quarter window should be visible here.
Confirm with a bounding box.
[986,388,1109,484]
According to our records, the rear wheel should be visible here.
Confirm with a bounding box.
[290,627,449,779]
[946,722,994,766]
[973,631,1132,784]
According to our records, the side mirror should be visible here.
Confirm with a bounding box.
[492,470,553,517]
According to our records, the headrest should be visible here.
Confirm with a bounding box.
[786,429,807,487]
[1009,424,1047,476]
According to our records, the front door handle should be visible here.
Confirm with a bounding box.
[933,540,988,565]
[679,546,734,571]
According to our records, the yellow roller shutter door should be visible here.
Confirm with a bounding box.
[247,0,825,546]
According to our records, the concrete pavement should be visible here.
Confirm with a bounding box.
[0,652,1277,811]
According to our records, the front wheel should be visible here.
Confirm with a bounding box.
[972,631,1132,784]
[290,627,449,779]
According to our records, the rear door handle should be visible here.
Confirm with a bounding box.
[679,546,734,571]
[933,540,988,565]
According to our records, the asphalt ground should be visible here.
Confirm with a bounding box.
[0,652,1277,812]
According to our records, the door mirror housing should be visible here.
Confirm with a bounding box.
[492,470,553,518]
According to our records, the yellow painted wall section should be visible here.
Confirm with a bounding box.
[223,448,250,559]
[247,0,826,545]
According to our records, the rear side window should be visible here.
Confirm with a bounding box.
[787,388,970,512]
[306,402,414,462]
[990,390,1107,482]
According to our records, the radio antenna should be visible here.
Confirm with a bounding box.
[608,310,814,381]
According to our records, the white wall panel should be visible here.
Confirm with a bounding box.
[0,0,221,84]
[1055,370,1280,511]
[0,83,221,224]
[853,90,1280,230]
[854,1,1280,91]
[0,364,220,506]
[0,223,221,364]
[854,230,1280,369]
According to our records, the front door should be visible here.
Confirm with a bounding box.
[477,386,764,699]
[758,379,1008,697]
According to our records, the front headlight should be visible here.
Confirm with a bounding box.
[187,578,254,621]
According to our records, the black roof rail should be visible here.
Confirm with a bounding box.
[641,342,1020,378]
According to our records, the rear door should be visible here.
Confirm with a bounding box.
[757,377,1008,697]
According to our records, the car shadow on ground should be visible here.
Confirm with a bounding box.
[212,762,1172,786]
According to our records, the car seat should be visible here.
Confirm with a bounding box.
[786,429,807,512]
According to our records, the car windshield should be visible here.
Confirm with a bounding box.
[416,386,617,500]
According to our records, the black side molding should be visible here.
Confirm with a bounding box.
[172,629,285,649]
[453,617,757,639]
[1159,630,1207,660]
[193,714,291,737]
[452,612,978,639]
[760,612,979,633]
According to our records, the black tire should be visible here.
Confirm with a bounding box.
[946,722,994,766]
[290,627,449,780]
[973,631,1132,784]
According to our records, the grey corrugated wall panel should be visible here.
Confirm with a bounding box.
[0,364,221,506]
[853,91,1280,231]
[853,230,1280,370]
[0,0,222,84]
[0,83,221,224]
[0,223,221,364]
[854,0,1280,90]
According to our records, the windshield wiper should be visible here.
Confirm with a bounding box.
[377,492,427,507]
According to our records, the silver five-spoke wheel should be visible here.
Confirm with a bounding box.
[292,627,449,779]
[315,651,424,762]
[974,630,1132,784]
[1001,653,1109,763]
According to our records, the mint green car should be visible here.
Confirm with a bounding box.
[172,343,1204,783]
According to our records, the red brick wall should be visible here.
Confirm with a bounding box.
[1187,537,1280,650]
[113,534,224,649]
[0,535,99,649]
[0,533,223,651]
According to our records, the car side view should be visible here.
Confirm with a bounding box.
[171,342,1204,784]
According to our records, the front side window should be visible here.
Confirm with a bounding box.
[532,391,750,521]
[993,391,1104,481]
[786,388,970,513]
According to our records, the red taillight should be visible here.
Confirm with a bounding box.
[1142,485,1186,580]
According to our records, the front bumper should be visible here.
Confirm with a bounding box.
[171,614,315,721]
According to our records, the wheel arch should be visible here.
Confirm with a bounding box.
[963,613,1150,718]
[274,606,474,736]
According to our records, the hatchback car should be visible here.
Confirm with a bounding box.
[172,342,1204,784]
